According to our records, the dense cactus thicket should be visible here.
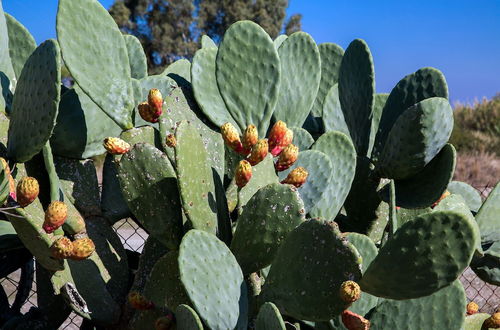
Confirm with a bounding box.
[0,0,498,329]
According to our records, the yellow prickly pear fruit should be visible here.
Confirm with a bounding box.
[165,134,177,148]
[43,201,68,234]
[16,177,39,207]
[275,144,298,171]
[147,88,163,116]
[483,312,500,329]
[281,167,308,188]
[242,124,258,154]
[138,101,160,123]
[103,137,130,155]
[221,122,244,154]
[235,160,252,188]
[128,291,155,310]
[155,313,174,330]
[70,237,95,260]
[247,139,268,166]
[341,310,370,330]
[466,301,479,315]
[339,280,361,304]
[50,237,74,259]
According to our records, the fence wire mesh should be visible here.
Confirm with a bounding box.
[1,187,498,329]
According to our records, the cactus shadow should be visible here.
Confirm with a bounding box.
[0,72,13,115]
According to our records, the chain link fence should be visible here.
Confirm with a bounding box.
[1,187,498,329]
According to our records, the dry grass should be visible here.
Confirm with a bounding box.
[453,152,500,187]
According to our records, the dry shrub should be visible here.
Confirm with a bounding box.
[453,152,500,187]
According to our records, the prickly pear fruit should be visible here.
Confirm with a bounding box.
[166,134,177,148]
[147,88,163,117]
[221,122,244,154]
[431,190,450,208]
[339,281,361,304]
[43,201,68,234]
[1,158,16,200]
[235,160,252,188]
[70,237,95,260]
[138,101,160,123]
[268,121,293,156]
[242,124,258,154]
[341,310,370,330]
[281,167,308,188]
[128,291,154,310]
[103,137,131,155]
[155,313,174,330]
[16,177,39,207]
[50,237,74,259]
[483,312,500,329]
[467,301,479,315]
[275,144,298,171]
[247,139,268,166]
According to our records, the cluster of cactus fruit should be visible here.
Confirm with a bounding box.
[0,0,498,329]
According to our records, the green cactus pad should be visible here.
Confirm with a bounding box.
[176,304,204,330]
[231,183,305,274]
[175,120,217,234]
[338,39,374,156]
[163,58,192,83]
[447,181,482,213]
[360,211,479,299]
[179,230,246,330]
[120,125,161,149]
[475,182,500,245]
[289,127,314,151]
[7,39,61,163]
[262,220,362,321]
[0,167,10,206]
[368,280,466,330]
[379,144,456,208]
[0,111,8,146]
[0,220,22,253]
[273,32,321,127]
[57,0,134,129]
[322,84,350,137]
[51,84,122,159]
[433,194,475,222]
[345,233,379,316]
[191,47,239,130]
[255,302,286,330]
[0,2,15,84]
[397,207,432,228]
[101,153,132,224]
[368,93,389,157]
[310,43,344,118]
[124,34,147,79]
[273,34,288,49]
[201,35,217,48]
[464,313,493,330]
[216,20,280,136]
[372,67,448,160]
[376,97,453,180]
[471,241,500,285]
[5,13,36,80]
[278,150,333,213]
[309,132,356,219]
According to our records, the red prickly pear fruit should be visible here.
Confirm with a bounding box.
[431,190,450,208]
[43,201,68,234]
[165,134,177,148]
[147,88,163,117]
[235,160,252,188]
[155,313,175,330]
[339,280,361,304]
[242,124,258,154]
[281,167,308,188]
[103,137,130,155]
[247,139,268,166]
[341,310,370,330]
[70,237,95,260]
[221,122,244,154]
[0,158,16,200]
[128,291,155,310]
[275,144,298,171]
[50,237,74,259]
[466,301,479,315]
[268,122,293,156]
[138,101,160,123]
[16,177,39,207]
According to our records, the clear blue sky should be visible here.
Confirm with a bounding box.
[3,0,500,104]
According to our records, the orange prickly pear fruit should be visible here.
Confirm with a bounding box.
[275,144,298,171]
[103,137,130,155]
[268,122,293,156]
[0,158,16,200]
[221,122,244,154]
[281,167,308,188]
[43,201,68,234]
[70,237,95,260]
[247,139,268,166]
[155,313,174,330]
[341,310,370,330]
[147,88,163,117]
[339,281,361,304]
[242,124,258,155]
[466,301,479,315]
[16,177,39,207]
[165,134,177,148]
[50,237,74,259]
[235,160,252,188]
[128,291,155,310]
[138,101,160,123]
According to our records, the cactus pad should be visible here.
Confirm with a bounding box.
[255,302,286,330]
[5,13,36,80]
[289,127,314,151]
[201,35,217,48]
[473,182,499,245]
[124,34,147,79]
[176,304,204,330]
[447,181,482,213]
[273,34,288,49]
[322,84,350,136]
